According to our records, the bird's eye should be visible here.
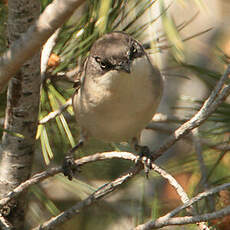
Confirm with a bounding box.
[95,56,101,63]
[130,44,138,60]
[95,56,113,71]
[100,61,108,70]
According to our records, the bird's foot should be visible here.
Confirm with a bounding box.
[62,155,80,181]
[135,145,153,178]
[62,141,84,180]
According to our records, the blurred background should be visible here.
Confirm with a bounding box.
[1,0,230,229]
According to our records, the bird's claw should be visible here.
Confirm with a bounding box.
[62,155,80,180]
[135,146,153,178]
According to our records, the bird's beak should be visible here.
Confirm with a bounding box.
[116,61,131,74]
[121,63,131,74]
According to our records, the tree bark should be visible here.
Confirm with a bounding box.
[0,0,41,229]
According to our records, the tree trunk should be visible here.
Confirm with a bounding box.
[0,0,41,229]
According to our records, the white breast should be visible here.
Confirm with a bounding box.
[74,56,162,142]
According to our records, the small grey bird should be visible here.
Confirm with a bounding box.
[64,31,163,179]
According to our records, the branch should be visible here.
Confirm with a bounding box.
[0,152,136,208]
[191,128,211,229]
[209,142,230,152]
[32,160,194,230]
[0,0,85,92]
[135,182,230,230]
[151,163,189,204]
[32,167,141,230]
[32,159,230,230]
[135,206,230,229]
[39,98,72,124]
[0,152,191,230]
[0,153,189,211]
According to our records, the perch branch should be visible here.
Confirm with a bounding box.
[0,152,136,208]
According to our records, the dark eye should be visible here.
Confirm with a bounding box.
[95,57,101,63]
[100,61,108,70]
[130,44,138,60]
[95,57,113,71]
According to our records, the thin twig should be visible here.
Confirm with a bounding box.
[135,205,230,229]
[152,163,209,230]
[39,98,72,124]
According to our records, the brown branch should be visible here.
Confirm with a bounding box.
[210,142,230,152]
[0,0,85,92]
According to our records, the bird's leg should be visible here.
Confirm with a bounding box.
[132,137,153,178]
[62,139,84,180]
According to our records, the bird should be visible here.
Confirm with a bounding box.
[63,31,163,180]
